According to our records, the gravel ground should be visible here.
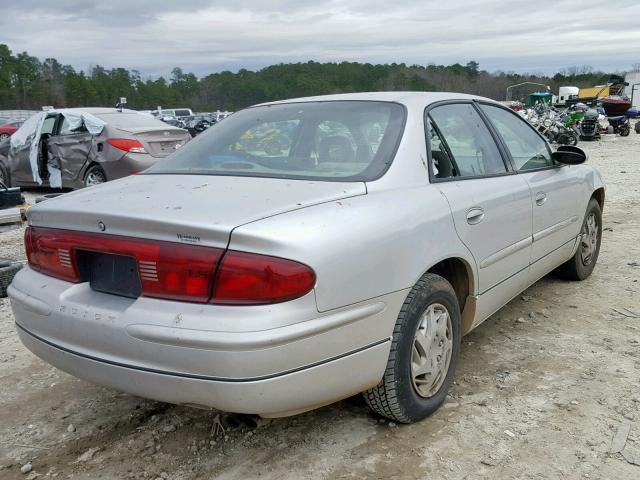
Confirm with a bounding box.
[1,131,639,479]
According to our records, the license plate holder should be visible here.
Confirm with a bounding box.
[77,251,141,298]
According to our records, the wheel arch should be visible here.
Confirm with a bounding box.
[591,187,605,212]
[425,256,477,335]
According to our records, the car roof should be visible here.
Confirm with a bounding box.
[50,108,142,115]
[258,91,500,108]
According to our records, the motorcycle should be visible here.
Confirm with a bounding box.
[606,116,630,136]
[537,111,579,146]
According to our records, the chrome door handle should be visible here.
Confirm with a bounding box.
[535,192,547,206]
[466,207,485,225]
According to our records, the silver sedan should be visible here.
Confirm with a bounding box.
[9,92,604,423]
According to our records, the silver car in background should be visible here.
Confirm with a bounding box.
[9,92,604,423]
[0,108,190,189]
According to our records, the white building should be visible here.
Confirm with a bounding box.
[624,72,640,108]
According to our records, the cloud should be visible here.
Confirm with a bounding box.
[2,0,639,76]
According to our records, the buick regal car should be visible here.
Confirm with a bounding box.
[0,108,190,189]
[9,93,604,423]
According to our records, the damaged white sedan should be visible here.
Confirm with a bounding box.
[9,92,604,423]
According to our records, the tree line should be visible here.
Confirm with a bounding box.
[0,44,615,112]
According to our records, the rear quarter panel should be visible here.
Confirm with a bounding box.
[229,185,477,312]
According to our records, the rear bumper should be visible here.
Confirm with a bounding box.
[9,267,404,416]
[17,323,389,417]
[100,153,159,179]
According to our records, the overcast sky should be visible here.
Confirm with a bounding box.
[2,0,639,78]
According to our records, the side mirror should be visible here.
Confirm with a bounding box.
[552,145,587,165]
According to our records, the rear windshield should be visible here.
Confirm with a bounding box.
[95,113,167,129]
[146,101,405,181]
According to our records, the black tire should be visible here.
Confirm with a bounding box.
[620,125,630,137]
[0,162,10,187]
[84,165,107,188]
[0,263,23,298]
[363,273,461,423]
[558,132,578,146]
[554,198,602,280]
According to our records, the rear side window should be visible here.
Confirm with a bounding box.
[479,104,553,171]
[147,101,406,182]
[428,103,507,178]
[58,117,86,136]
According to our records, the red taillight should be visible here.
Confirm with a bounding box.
[25,227,80,282]
[107,138,146,154]
[212,251,316,305]
[24,227,316,305]
[25,227,223,302]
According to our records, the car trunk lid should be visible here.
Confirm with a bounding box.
[27,174,366,249]
[114,126,190,158]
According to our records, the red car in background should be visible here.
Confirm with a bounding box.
[0,120,24,142]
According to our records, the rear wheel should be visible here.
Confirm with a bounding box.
[363,273,461,423]
[620,125,630,137]
[555,198,602,280]
[84,165,106,187]
[558,132,578,146]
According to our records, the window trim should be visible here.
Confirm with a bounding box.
[424,100,515,184]
[475,101,561,174]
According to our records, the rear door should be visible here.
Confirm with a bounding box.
[47,116,94,187]
[426,102,533,294]
[478,103,582,263]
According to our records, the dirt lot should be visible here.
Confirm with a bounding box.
[1,131,639,480]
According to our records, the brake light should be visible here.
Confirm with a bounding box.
[25,227,223,302]
[25,227,80,282]
[107,138,146,154]
[212,251,316,305]
[24,227,316,305]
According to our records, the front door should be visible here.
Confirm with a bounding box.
[11,114,58,185]
[427,103,533,294]
[478,103,582,263]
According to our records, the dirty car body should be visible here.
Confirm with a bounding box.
[9,92,605,421]
[3,108,190,189]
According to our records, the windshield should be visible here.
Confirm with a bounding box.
[146,101,405,181]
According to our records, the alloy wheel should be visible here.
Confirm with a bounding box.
[85,170,106,187]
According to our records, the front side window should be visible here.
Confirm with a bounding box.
[428,103,507,178]
[147,101,405,181]
[479,104,553,171]
[41,116,57,135]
